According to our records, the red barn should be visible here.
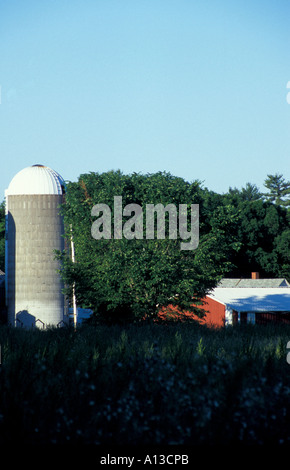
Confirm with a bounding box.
[158,274,290,327]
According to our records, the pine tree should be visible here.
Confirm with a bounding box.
[263,174,290,208]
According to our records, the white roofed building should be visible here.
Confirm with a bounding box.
[193,272,290,327]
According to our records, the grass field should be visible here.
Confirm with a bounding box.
[0,321,290,445]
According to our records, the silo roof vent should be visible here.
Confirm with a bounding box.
[6,165,65,196]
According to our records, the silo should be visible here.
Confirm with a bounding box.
[5,164,68,328]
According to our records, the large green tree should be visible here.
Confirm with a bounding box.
[58,171,240,322]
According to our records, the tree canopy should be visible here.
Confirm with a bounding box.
[222,187,290,280]
[57,171,241,322]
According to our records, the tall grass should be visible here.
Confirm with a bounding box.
[0,322,290,445]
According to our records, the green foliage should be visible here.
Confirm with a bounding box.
[58,171,240,322]
[54,170,290,321]
[1,322,290,445]
[223,184,290,280]
[263,173,290,207]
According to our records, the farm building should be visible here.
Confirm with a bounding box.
[195,273,290,327]
[158,273,290,327]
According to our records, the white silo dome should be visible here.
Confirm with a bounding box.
[6,164,65,196]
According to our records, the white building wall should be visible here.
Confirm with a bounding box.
[225,306,234,325]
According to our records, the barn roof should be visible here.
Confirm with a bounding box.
[218,278,290,288]
[208,287,290,313]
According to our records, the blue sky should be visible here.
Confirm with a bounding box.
[1,0,290,197]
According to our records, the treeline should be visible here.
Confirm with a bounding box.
[57,171,289,322]
[220,175,290,280]
[0,171,289,322]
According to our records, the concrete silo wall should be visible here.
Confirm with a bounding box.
[7,194,66,327]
